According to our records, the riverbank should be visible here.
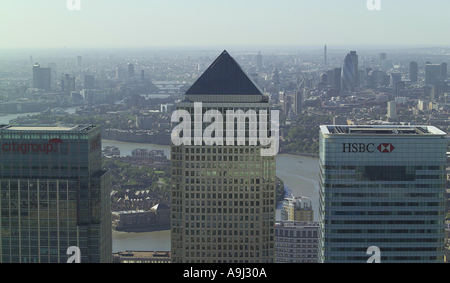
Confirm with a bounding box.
[114,225,170,233]
[279,150,319,159]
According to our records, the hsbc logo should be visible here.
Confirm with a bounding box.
[377,143,395,153]
[342,143,395,153]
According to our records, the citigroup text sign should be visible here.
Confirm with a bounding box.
[171,102,279,156]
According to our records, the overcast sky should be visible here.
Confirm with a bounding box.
[2,0,449,49]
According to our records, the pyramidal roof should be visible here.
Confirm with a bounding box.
[185,50,262,95]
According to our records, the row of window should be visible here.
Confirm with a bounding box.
[328,211,443,216]
[326,256,442,261]
[184,192,272,199]
[324,220,445,225]
[330,247,444,252]
[174,146,263,154]
[327,238,444,242]
[322,192,446,198]
[322,183,446,188]
[330,229,443,234]
[328,202,444,207]
[323,165,444,170]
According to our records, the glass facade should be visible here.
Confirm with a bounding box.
[319,125,447,263]
[341,53,355,92]
[0,125,111,263]
[171,97,277,263]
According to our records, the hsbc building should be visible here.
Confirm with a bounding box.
[0,125,111,263]
[319,125,447,263]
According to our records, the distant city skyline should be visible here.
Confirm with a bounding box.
[2,0,450,49]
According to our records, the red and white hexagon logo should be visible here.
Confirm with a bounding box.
[377,143,395,153]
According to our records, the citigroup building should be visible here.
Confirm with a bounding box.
[0,125,111,263]
[319,125,447,263]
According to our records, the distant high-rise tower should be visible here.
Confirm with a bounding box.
[332,68,342,91]
[294,90,302,115]
[341,53,355,92]
[32,64,51,91]
[425,63,441,85]
[350,51,359,87]
[387,101,396,119]
[141,69,145,82]
[441,62,447,81]
[76,56,82,67]
[256,51,263,70]
[379,53,387,65]
[128,63,135,78]
[410,61,418,82]
[324,45,327,67]
[61,73,76,93]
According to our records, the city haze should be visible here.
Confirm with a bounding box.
[2,0,450,49]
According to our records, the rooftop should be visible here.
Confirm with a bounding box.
[185,50,262,96]
[320,125,446,136]
[0,124,98,132]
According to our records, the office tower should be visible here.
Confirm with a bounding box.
[141,70,145,82]
[390,73,401,87]
[32,64,51,91]
[332,68,342,91]
[341,53,355,92]
[425,63,441,85]
[410,61,418,82]
[319,125,447,263]
[76,56,82,67]
[349,51,358,87]
[441,62,447,81]
[0,125,111,263]
[379,53,387,65]
[324,45,327,67]
[115,67,126,80]
[321,73,328,84]
[128,63,135,78]
[333,116,347,125]
[294,90,302,115]
[326,70,333,87]
[275,221,319,263]
[61,74,76,93]
[281,194,313,222]
[47,63,57,82]
[387,101,396,119]
[256,51,263,70]
[170,50,276,263]
[84,75,95,89]
[431,85,439,101]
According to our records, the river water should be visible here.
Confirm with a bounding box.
[0,110,320,252]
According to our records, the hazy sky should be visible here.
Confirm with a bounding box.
[2,0,449,49]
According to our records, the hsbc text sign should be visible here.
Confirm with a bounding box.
[342,143,395,153]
